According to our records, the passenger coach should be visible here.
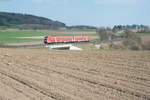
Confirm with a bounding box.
[44,36,91,44]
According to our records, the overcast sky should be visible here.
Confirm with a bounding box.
[0,0,149,27]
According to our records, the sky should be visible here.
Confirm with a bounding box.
[0,0,150,27]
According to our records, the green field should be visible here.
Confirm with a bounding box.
[136,33,150,37]
[0,30,96,44]
[1,30,149,44]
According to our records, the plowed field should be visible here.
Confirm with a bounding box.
[0,48,150,100]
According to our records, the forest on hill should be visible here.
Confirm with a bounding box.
[0,12,66,30]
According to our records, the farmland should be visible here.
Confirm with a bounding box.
[0,30,96,44]
[1,29,150,45]
[0,48,150,100]
[0,30,150,100]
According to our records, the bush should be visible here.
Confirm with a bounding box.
[111,42,127,50]
[97,29,150,50]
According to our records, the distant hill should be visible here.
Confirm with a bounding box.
[0,12,66,29]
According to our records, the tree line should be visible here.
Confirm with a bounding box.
[112,25,150,33]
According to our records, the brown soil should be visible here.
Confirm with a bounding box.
[141,36,150,44]
[0,48,150,100]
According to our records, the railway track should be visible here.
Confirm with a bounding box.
[0,44,46,49]
[0,42,92,49]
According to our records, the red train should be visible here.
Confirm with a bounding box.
[44,36,91,44]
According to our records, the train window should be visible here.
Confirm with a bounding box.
[50,38,53,40]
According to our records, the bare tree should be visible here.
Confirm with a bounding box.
[123,29,142,50]
[97,29,115,42]
[124,29,137,39]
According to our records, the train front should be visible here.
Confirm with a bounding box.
[44,36,48,44]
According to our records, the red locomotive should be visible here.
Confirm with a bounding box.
[44,36,91,44]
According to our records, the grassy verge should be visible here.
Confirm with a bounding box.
[0,38,42,44]
[0,30,42,44]
[136,33,150,37]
